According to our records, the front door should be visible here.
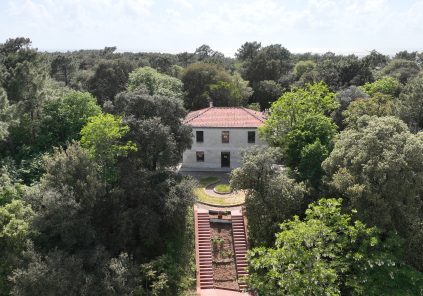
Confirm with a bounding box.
[221,152,230,168]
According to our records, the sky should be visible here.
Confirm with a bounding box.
[1,0,423,56]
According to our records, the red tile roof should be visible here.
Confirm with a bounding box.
[184,107,266,128]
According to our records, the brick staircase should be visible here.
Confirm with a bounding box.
[231,211,249,290]
[195,209,214,290]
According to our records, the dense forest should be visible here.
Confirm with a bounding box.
[1,37,423,295]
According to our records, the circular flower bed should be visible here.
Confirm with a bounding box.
[213,183,232,194]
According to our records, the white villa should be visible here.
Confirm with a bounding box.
[181,104,267,171]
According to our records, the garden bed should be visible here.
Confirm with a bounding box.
[194,177,245,206]
[213,183,232,194]
[210,221,239,290]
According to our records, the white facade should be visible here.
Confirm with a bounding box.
[181,127,266,171]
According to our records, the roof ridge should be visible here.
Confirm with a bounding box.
[184,107,212,124]
[241,107,265,123]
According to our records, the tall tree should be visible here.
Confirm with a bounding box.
[87,59,134,105]
[260,82,337,146]
[113,91,192,171]
[241,44,292,85]
[360,76,402,97]
[236,41,261,61]
[250,80,283,110]
[323,116,423,270]
[127,66,183,98]
[231,147,305,246]
[37,90,101,150]
[363,50,389,70]
[248,198,423,296]
[0,87,12,141]
[397,75,423,132]
[181,63,250,109]
[316,54,373,90]
[284,114,337,187]
[0,37,47,149]
[80,113,136,182]
[50,55,75,86]
[331,86,369,129]
[381,59,420,84]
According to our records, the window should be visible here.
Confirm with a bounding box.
[222,131,229,143]
[248,131,256,143]
[196,131,204,143]
[196,151,204,162]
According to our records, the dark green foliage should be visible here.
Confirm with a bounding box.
[12,142,196,294]
[240,44,292,85]
[363,50,389,70]
[397,75,423,132]
[113,91,192,170]
[381,59,420,84]
[87,59,134,105]
[316,54,373,90]
[331,86,369,129]
[182,62,229,109]
[50,55,75,86]
[235,41,261,61]
[181,62,251,109]
[323,116,423,270]
[250,80,283,109]
[231,147,306,246]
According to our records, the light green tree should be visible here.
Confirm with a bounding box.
[127,66,183,98]
[284,114,337,186]
[38,90,101,150]
[360,76,402,97]
[0,171,33,295]
[343,93,395,127]
[80,113,136,182]
[260,82,337,146]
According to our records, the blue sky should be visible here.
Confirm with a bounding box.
[0,0,422,56]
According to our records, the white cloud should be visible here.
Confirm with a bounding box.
[3,0,423,53]
[172,0,192,9]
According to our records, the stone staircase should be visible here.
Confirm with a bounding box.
[231,211,249,290]
[195,209,214,290]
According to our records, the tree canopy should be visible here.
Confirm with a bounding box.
[260,82,337,146]
[248,198,423,296]
[231,147,305,246]
[323,116,423,270]
[2,36,423,294]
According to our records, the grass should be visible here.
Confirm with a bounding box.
[194,177,245,206]
[198,176,219,187]
[214,183,232,193]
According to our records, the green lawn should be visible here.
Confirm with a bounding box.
[194,177,244,206]
[214,183,232,193]
[198,176,219,187]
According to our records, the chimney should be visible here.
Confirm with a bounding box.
[209,101,213,108]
